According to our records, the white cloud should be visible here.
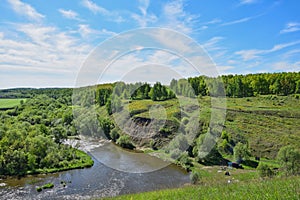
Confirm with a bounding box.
[81,0,107,14]
[78,24,116,38]
[235,40,300,61]
[216,65,235,74]
[273,61,300,72]
[0,23,92,88]
[282,49,300,59]
[7,0,44,21]
[58,9,81,21]
[161,0,199,34]
[280,22,300,34]
[81,0,124,23]
[101,50,197,84]
[202,37,225,51]
[131,0,157,27]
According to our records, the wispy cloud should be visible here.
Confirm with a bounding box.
[78,24,116,38]
[161,0,199,34]
[7,0,44,22]
[203,18,222,25]
[81,0,124,23]
[280,22,300,34]
[58,9,81,21]
[239,0,258,5]
[131,0,157,27]
[202,37,225,51]
[273,61,300,72]
[235,40,300,61]
[221,16,253,26]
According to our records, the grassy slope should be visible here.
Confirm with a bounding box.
[224,95,300,158]
[0,98,26,108]
[126,95,300,159]
[103,176,300,200]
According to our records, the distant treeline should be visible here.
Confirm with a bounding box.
[172,72,300,98]
[0,88,72,99]
[1,72,300,102]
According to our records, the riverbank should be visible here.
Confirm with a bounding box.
[0,149,93,180]
[103,174,300,200]
[26,149,94,175]
[0,141,190,200]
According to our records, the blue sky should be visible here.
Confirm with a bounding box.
[0,0,300,88]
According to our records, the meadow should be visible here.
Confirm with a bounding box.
[0,98,26,109]
[103,175,300,200]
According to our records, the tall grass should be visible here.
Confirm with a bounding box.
[103,176,300,200]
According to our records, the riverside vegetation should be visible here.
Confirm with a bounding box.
[0,72,299,198]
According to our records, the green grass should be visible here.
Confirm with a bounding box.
[127,98,181,120]
[0,98,26,108]
[223,95,300,159]
[103,176,300,200]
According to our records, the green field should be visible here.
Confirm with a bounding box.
[0,98,26,109]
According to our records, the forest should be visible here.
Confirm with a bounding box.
[0,92,92,176]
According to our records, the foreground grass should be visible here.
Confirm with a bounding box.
[103,176,300,200]
[0,98,26,108]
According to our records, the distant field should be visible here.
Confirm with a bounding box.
[0,98,26,109]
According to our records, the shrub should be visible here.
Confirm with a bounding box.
[277,145,300,176]
[116,135,135,149]
[170,149,182,160]
[110,128,120,142]
[190,170,201,184]
[257,163,273,178]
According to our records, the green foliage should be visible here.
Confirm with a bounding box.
[110,128,120,142]
[257,162,274,178]
[234,142,251,163]
[190,170,201,184]
[42,183,54,189]
[277,145,300,176]
[99,118,114,139]
[150,82,175,101]
[0,94,93,176]
[171,72,300,98]
[176,152,193,171]
[116,135,135,149]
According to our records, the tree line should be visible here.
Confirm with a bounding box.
[170,72,300,98]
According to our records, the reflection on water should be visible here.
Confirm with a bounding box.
[0,142,190,200]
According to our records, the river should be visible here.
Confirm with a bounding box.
[0,140,190,200]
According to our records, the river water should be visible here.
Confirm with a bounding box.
[0,140,190,200]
